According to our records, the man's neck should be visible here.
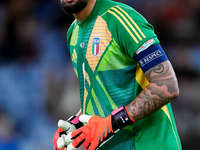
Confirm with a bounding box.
[73,0,97,23]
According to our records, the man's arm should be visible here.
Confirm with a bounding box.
[63,52,180,150]
[126,60,179,122]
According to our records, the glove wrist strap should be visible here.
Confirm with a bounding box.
[111,106,135,131]
[67,116,83,129]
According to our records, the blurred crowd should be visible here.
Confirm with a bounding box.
[0,0,199,149]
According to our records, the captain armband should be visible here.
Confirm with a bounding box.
[134,44,169,72]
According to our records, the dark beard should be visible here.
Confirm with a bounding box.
[61,0,89,14]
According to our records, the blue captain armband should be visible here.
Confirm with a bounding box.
[134,44,169,72]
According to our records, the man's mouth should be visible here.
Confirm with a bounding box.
[64,0,73,3]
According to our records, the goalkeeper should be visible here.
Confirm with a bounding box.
[54,0,182,150]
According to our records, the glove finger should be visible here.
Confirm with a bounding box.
[82,126,93,149]
[58,120,76,133]
[83,140,91,150]
[70,127,85,139]
[79,115,92,123]
[57,136,66,149]
[53,128,64,149]
[73,124,97,149]
[87,142,97,150]
[67,143,77,150]
[66,127,87,148]
[71,133,86,148]
[65,132,73,143]
[65,131,84,146]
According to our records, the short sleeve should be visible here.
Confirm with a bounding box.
[106,5,159,58]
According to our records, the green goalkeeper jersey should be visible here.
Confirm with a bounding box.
[67,0,182,149]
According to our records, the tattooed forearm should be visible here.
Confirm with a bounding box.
[127,60,179,122]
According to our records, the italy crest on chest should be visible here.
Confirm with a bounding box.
[92,37,100,56]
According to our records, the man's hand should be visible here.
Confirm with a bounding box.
[53,116,83,150]
[65,106,134,150]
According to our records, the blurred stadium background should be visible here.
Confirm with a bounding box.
[0,0,199,149]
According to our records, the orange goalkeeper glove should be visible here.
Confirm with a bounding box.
[53,116,83,150]
[65,106,135,150]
